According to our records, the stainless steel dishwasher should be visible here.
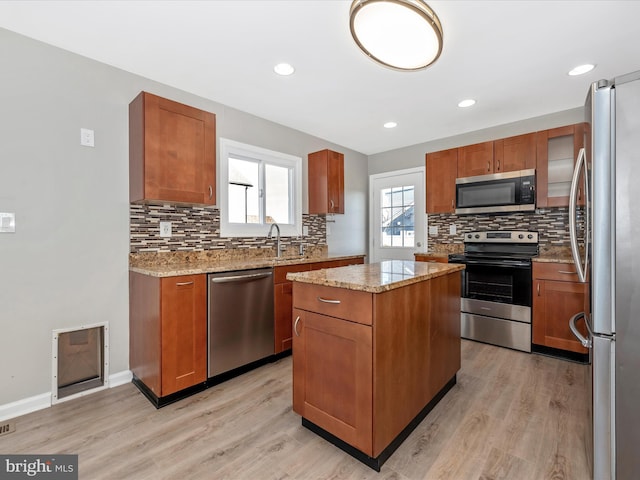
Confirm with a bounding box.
[207,267,274,378]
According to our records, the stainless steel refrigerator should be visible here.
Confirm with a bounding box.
[569,70,640,480]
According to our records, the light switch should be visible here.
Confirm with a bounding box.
[0,213,15,233]
[449,224,457,235]
[160,221,172,238]
[429,225,438,235]
[302,226,309,236]
[80,128,95,147]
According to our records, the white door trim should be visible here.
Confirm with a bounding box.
[369,166,426,263]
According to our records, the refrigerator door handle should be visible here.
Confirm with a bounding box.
[569,311,592,348]
[569,147,588,283]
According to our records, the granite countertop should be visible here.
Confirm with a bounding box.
[286,260,464,294]
[413,252,450,259]
[533,246,576,264]
[130,253,366,277]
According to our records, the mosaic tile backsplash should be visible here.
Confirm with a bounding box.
[130,204,326,253]
[427,207,582,250]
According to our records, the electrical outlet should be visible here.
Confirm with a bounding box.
[449,224,457,235]
[80,128,95,147]
[160,221,172,238]
[429,225,438,235]
[302,226,309,236]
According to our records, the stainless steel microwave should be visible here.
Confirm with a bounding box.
[455,169,536,214]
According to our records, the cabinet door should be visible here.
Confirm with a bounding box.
[292,309,373,455]
[274,282,293,353]
[426,148,457,213]
[415,254,448,263]
[494,133,537,173]
[130,92,216,205]
[160,275,207,395]
[308,149,344,214]
[457,141,494,177]
[327,150,344,214]
[536,123,585,207]
[533,278,589,353]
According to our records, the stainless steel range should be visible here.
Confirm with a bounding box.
[448,230,539,352]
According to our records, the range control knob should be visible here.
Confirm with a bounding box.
[475,234,480,239]
[527,234,533,239]
[467,234,473,239]
[518,234,524,239]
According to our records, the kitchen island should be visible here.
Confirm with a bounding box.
[287,260,463,471]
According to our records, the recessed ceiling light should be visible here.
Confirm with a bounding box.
[568,64,595,76]
[384,122,398,129]
[274,63,295,76]
[458,99,476,108]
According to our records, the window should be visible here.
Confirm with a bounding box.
[380,185,415,247]
[219,138,302,237]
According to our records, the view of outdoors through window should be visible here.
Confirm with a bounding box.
[228,156,291,225]
[381,185,415,247]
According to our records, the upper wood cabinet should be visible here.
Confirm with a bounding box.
[457,134,536,178]
[308,149,344,214]
[426,148,457,213]
[536,123,585,208]
[494,132,537,173]
[129,91,216,205]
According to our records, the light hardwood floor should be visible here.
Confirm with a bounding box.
[1,340,590,479]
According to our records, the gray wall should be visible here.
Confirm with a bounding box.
[368,109,584,175]
[0,28,368,407]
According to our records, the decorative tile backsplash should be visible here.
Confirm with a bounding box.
[130,204,326,253]
[427,207,583,249]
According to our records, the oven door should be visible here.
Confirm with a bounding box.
[461,258,532,307]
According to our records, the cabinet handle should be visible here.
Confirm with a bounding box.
[294,316,301,337]
[208,185,213,199]
[578,187,581,201]
[176,281,194,286]
[537,283,540,296]
[496,160,500,171]
[330,199,335,210]
[487,161,491,172]
[558,270,577,275]
[318,297,341,304]
[451,199,454,209]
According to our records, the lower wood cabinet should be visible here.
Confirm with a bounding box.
[414,254,448,263]
[532,262,589,354]
[273,257,365,354]
[129,272,207,401]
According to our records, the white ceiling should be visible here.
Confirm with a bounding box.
[2,1,640,155]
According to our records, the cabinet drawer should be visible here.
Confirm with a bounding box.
[533,262,581,282]
[415,254,448,263]
[274,264,311,284]
[292,282,373,325]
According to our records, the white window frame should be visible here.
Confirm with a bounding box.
[219,138,302,238]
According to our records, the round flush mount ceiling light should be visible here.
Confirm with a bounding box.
[274,63,295,76]
[458,99,476,108]
[384,121,398,128]
[568,64,595,76]
[349,0,443,71]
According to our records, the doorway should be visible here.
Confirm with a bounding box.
[369,167,426,262]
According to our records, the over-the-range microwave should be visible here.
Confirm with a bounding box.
[455,169,536,215]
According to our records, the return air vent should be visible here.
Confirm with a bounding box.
[52,323,109,404]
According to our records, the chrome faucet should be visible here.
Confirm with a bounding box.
[267,223,282,258]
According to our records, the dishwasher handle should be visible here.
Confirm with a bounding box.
[210,271,273,284]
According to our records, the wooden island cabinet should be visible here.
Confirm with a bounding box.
[288,261,463,470]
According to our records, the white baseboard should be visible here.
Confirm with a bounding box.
[0,370,132,422]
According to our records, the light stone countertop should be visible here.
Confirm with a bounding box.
[533,246,576,264]
[129,253,366,278]
[286,260,464,294]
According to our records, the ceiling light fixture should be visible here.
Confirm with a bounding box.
[349,0,443,71]
[274,63,295,76]
[568,64,595,76]
[458,99,476,108]
[384,121,398,128]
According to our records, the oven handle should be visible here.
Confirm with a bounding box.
[460,259,531,268]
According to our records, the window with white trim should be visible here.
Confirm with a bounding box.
[219,138,302,238]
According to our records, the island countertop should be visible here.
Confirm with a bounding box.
[286,259,464,294]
